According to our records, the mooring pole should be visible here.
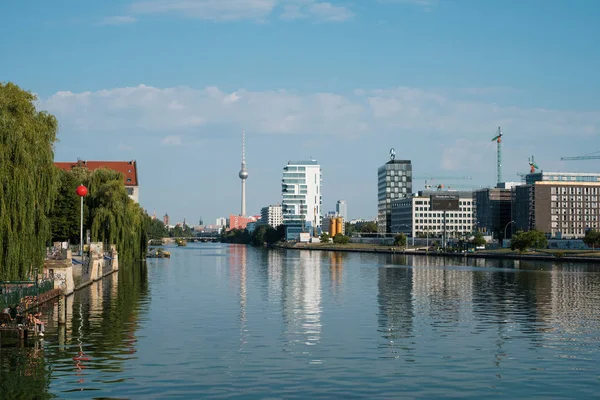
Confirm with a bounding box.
[58,294,66,325]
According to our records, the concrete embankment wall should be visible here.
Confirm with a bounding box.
[277,243,600,264]
[42,243,119,301]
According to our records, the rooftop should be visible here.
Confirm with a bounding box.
[54,160,138,186]
[287,160,319,165]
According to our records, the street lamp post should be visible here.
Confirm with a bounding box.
[76,184,88,256]
[504,220,516,247]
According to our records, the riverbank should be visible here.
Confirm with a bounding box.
[275,242,600,263]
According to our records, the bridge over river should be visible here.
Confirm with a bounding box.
[149,236,220,245]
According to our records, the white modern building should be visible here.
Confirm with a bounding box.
[391,190,475,239]
[281,159,322,240]
[260,204,283,228]
[336,200,347,222]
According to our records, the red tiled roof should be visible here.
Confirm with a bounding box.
[54,160,138,186]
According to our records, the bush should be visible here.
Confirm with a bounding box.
[333,233,350,244]
[394,233,407,247]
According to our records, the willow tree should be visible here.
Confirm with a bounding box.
[84,168,148,266]
[0,83,59,281]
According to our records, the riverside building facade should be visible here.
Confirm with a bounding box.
[514,171,600,238]
[391,190,474,239]
[281,160,322,240]
[259,204,283,228]
[378,158,412,233]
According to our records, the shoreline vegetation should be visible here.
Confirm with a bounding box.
[274,242,600,263]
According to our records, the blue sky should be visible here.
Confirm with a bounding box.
[2,0,599,224]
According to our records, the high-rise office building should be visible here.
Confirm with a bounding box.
[281,159,322,240]
[378,153,412,233]
[336,200,347,222]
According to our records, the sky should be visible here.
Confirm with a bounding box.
[2,0,599,225]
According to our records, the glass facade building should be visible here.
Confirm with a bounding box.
[378,159,412,233]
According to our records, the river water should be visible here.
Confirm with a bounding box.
[2,243,600,399]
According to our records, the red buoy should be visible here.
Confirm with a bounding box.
[76,185,88,197]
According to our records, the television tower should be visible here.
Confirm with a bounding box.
[238,130,248,216]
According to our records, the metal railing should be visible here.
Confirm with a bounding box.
[0,279,55,310]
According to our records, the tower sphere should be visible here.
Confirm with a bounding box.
[239,170,248,180]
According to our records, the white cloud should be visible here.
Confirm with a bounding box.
[130,0,353,22]
[98,15,137,25]
[161,135,183,145]
[40,84,600,143]
[377,0,438,12]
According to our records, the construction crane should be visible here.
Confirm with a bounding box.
[491,126,502,185]
[413,176,472,190]
[528,155,539,173]
[561,150,600,161]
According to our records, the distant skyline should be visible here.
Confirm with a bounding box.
[2,0,599,224]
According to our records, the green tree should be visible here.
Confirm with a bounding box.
[359,221,378,233]
[320,232,330,243]
[510,230,547,252]
[394,233,407,247]
[583,230,600,249]
[333,233,350,244]
[510,231,529,252]
[147,218,168,240]
[49,167,81,243]
[528,230,548,250]
[471,232,486,247]
[84,168,148,264]
[251,225,269,246]
[265,225,285,245]
[344,223,357,236]
[221,228,251,244]
[0,83,59,280]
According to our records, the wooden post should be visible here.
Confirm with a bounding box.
[58,294,66,325]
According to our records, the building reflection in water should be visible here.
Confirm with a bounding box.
[277,250,322,349]
[228,244,248,354]
[377,266,414,358]
[548,265,600,336]
[329,252,343,294]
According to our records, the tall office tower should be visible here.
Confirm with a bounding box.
[238,130,248,216]
[378,150,412,233]
[336,200,347,221]
[281,159,322,240]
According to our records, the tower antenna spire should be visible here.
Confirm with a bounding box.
[238,129,249,216]
[242,129,246,165]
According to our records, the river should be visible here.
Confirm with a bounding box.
[1,243,600,399]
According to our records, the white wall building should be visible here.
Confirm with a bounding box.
[282,160,322,240]
[391,190,475,238]
[216,217,227,226]
[260,204,283,227]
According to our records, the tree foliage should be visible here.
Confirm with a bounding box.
[221,224,285,246]
[471,232,486,247]
[359,221,378,233]
[0,83,59,280]
[394,233,407,247]
[510,230,548,252]
[320,232,330,243]
[147,218,169,240]
[49,167,82,243]
[333,233,350,244]
[583,229,600,249]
